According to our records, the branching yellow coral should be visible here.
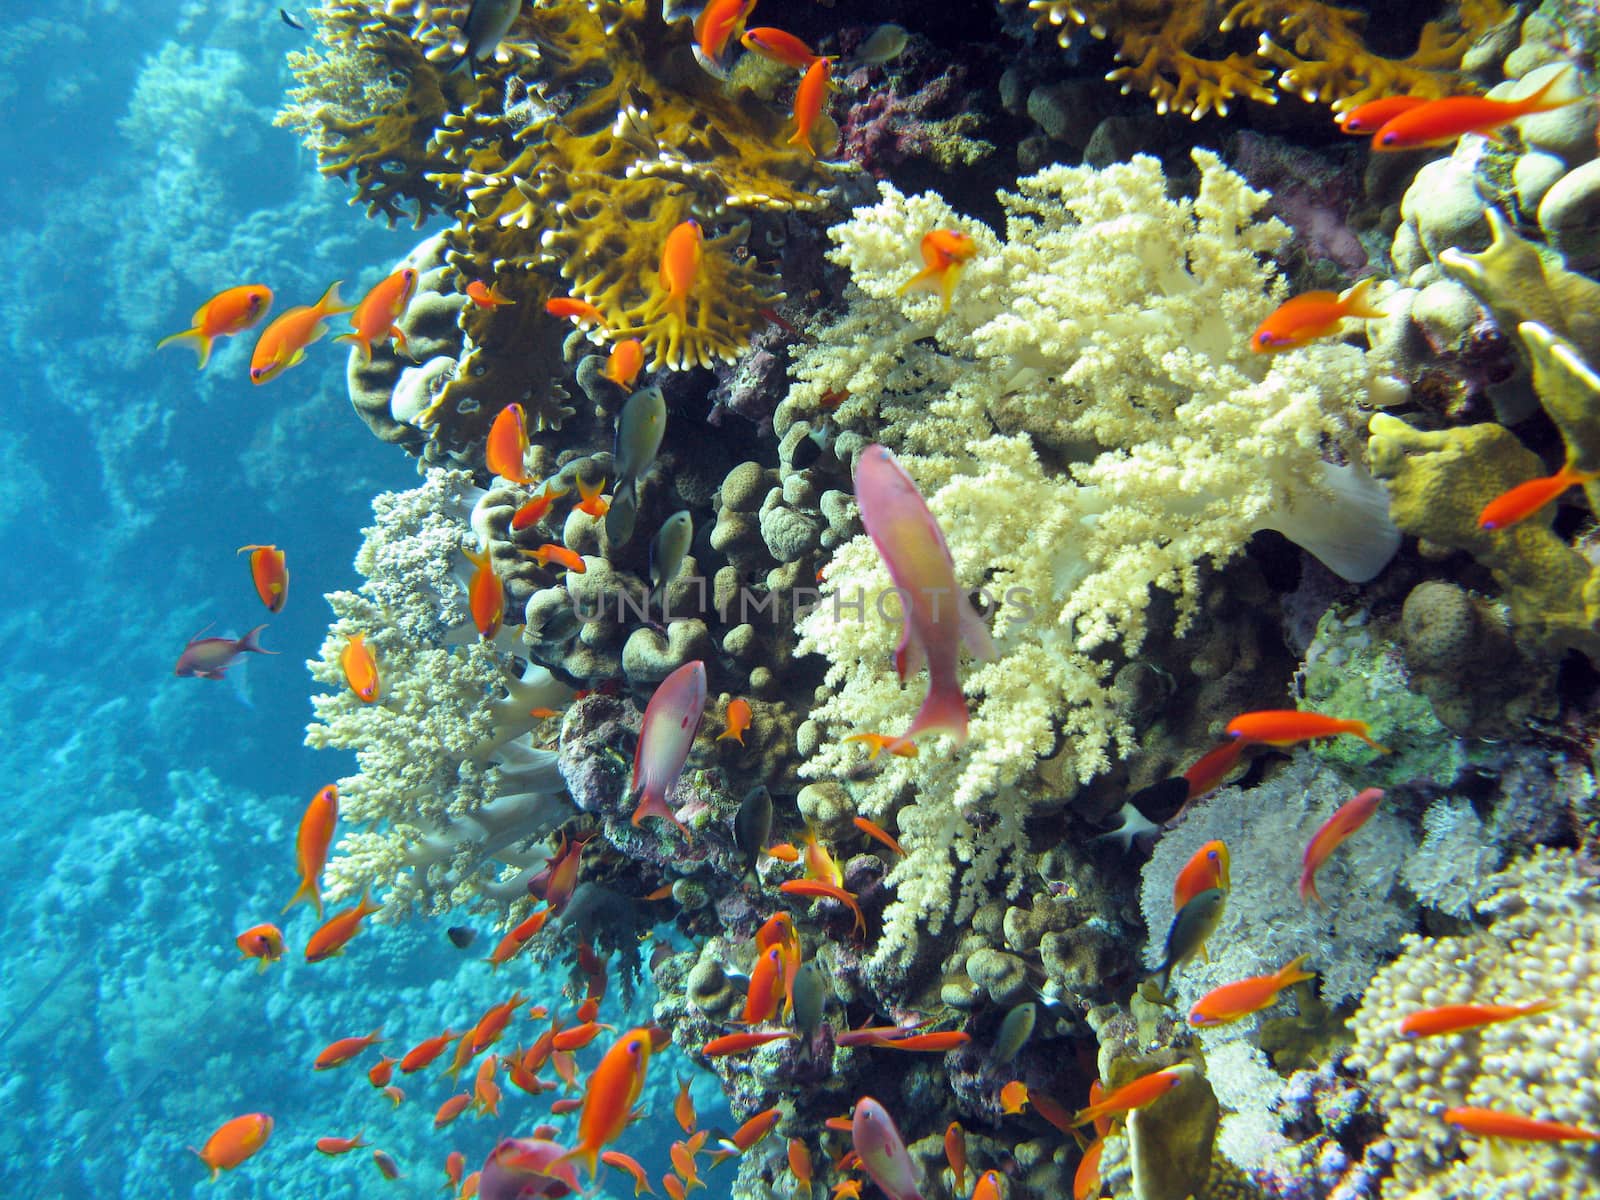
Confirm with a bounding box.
[1005,0,1509,117]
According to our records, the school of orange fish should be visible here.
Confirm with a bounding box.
[167,14,1600,1198]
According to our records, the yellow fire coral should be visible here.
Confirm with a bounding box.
[1348,848,1600,1200]
[1005,0,1508,117]
[281,0,837,447]
[790,150,1397,966]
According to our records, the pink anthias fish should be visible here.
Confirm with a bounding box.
[1300,787,1384,905]
[478,1138,582,1200]
[852,445,995,754]
[174,624,276,679]
[630,660,706,837]
[853,1096,925,1200]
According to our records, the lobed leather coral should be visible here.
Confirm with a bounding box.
[282,0,838,453]
[1005,0,1509,117]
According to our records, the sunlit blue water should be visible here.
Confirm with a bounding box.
[0,5,730,1195]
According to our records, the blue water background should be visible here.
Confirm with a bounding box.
[0,4,728,1195]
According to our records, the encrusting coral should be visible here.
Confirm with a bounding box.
[305,470,576,919]
[788,149,1398,967]
[1348,848,1600,1200]
[1367,320,1600,661]
[1002,0,1510,118]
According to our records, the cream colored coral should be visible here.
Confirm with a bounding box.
[793,151,1395,971]
[1347,848,1600,1199]
[306,470,573,920]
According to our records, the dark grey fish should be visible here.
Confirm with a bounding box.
[793,960,826,1040]
[614,386,666,492]
[733,785,772,880]
[451,0,523,74]
[279,8,306,31]
[1152,887,1226,995]
[604,484,638,546]
[650,510,694,592]
[447,926,478,949]
[993,1001,1036,1064]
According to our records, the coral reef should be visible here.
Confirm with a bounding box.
[1002,0,1510,118]
[1349,848,1600,1199]
[786,149,1396,967]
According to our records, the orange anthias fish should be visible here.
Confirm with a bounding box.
[314,1028,385,1070]
[602,338,645,391]
[1071,1064,1194,1127]
[434,1093,472,1128]
[462,543,506,640]
[658,220,703,326]
[1073,1138,1104,1200]
[1443,1106,1600,1142]
[545,296,609,327]
[1000,1080,1029,1114]
[399,1029,458,1073]
[284,783,339,920]
[1299,787,1384,905]
[897,230,979,313]
[486,403,534,484]
[944,1122,966,1195]
[466,279,515,308]
[1172,840,1230,911]
[1249,277,1385,352]
[234,923,286,972]
[1188,955,1316,1026]
[602,1150,654,1196]
[315,1133,369,1155]
[335,267,418,362]
[1398,998,1558,1039]
[742,27,826,69]
[523,543,586,573]
[1372,67,1585,150]
[788,57,833,156]
[511,482,570,532]
[236,544,289,613]
[304,890,382,962]
[718,698,752,744]
[1181,738,1248,803]
[740,946,786,1025]
[528,831,591,915]
[973,1170,1005,1200]
[158,284,273,369]
[559,1027,656,1181]
[695,0,756,68]
[781,879,865,936]
[249,280,351,384]
[733,1106,782,1151]
[702,1030,797,1056]
[1478,462,1600,530]
[674,1076,697,1133]
[1226,709,1387,751]
[367,1055,397,1087]
[789,1137,814,1194]
[574,476,610,518]
[852,816,906,857]
[190,1113,273,1181]
[873,1031,972,1052]
[471,991,531,1054]
[842,732,919,761]
[1334,94,1427,134]
[341,632,380,703]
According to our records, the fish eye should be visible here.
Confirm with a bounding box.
[1256,331,1273,346]
[1380,132,1398,145]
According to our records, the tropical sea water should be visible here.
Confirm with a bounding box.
[0,4,728,1195]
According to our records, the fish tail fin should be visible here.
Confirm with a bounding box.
[1338,276,1387,320]
[333,332,372,364]
[315,279,352,316]
[630,788,692,839]
[938,265,963,313]
[897,266,937,299]
[1355,722,1390,753]
[391,325,413,359]
[239,624,277,657]
[1522,63,1584,113]
[1523,997,1561,1016]
[898,668,971,748]
[1277,953,1316,987]
[281,875,325,920]
[1297,868,1323,907]
[553,1143,599,1184]
[157,328,213,368]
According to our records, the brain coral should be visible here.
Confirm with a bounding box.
[1348,848,1600,1200]
[788,149,1398,968]
[305,469,575,919]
